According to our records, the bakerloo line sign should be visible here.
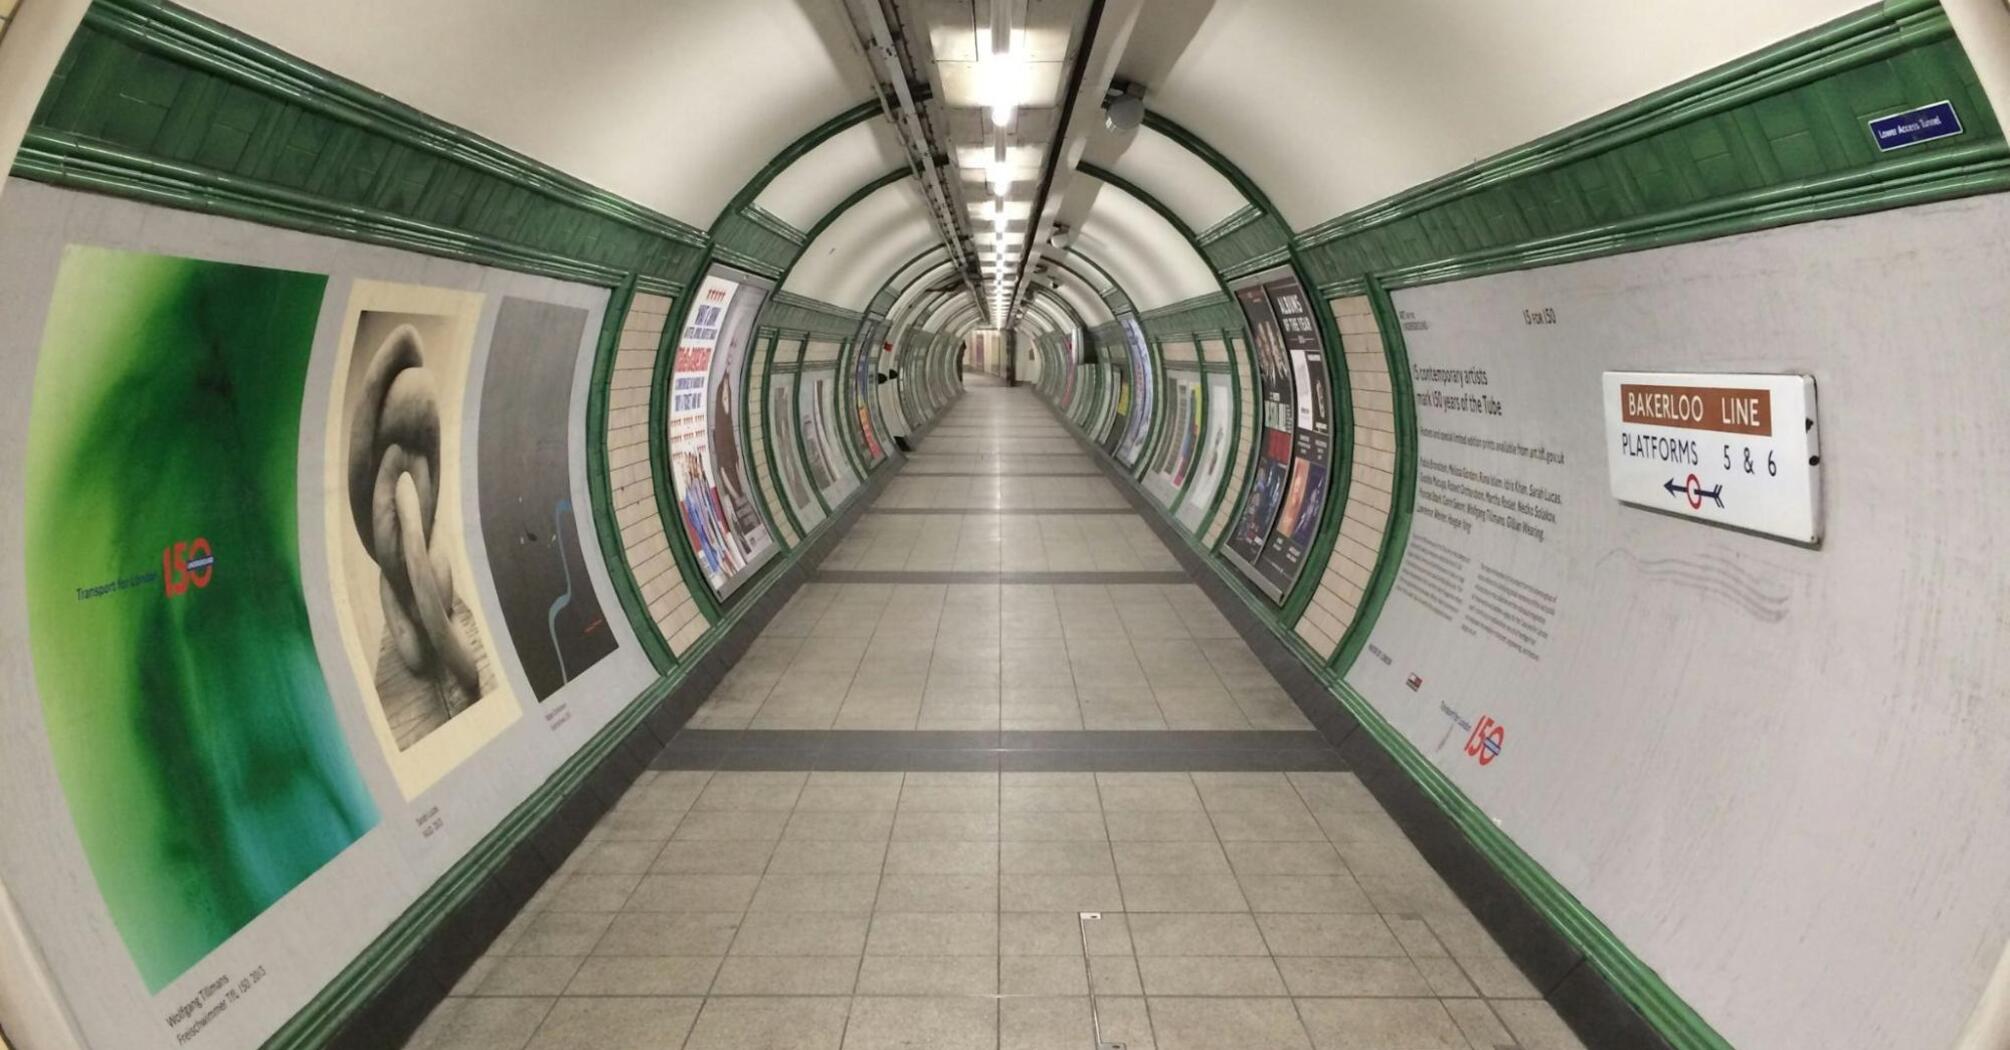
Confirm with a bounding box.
[1602,371,1822,544]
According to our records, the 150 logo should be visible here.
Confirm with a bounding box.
[1463,715,1504,766]
[163,538,214,597]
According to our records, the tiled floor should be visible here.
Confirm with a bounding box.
[400,388,1585,1049]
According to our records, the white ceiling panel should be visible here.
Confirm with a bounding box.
[182,0,872,226]
[1103,125,1246,232]
[1073,177,1218,309]
[784,178,937,310]
[1136,0,1863,227]
[755,120,908,231]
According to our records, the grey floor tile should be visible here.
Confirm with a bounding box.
[1112,841,1233,875]
[729,913,872,956]
[1450,954,1541,998]
[892,810,1000,841]
[1118,874,1248,912]
[1102,810,1218,842]
[1236,875,1376,914]
[684,996,852,1050]
[1444,999,1517,1050]
[710,954,860,996]
[523,996,702,1050]
[883,839,999,875]
[1000,840,1115,875]
[593,912,742,957]
[1206,807,1327,842]
[1254,914,1406,957]
[1094,997,1158,1050]
[1225,841,1349,876]
[1490,1000,1592,1050]
[1138,955,1287,996]
[784,809,897,842]
[1274,957,1436,998]
[473,956,583,997]
[999,997,1093,1050]
[1294,997,1468,1050]
[866,911,998,956]
[1145,997,1311,1050]
[854,954,998,995]
[998,811,1108,842]
[564,955,721,996]
[842,996,997,1050]
[506,912,615,957]
[875,872,998,911]
[1000,954,1088,996]
[1128,913,1269,956]
[765,838,889,875]
[408,996,554,1050]
[652,839,779,875]
[671,809,791,842]
[999,873,1124,912]
[749,873,881,913]
[1088,955,1144,996]
[998,912,1083,956]
[625,874,762,913]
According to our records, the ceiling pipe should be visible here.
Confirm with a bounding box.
[845,0,983,307]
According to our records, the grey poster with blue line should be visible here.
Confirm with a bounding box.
[476,296,617,700]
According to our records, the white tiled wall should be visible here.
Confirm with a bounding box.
[1296,295,1398,658]
[604,292,708,656]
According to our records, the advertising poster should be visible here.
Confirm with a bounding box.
[328,281,520,799]
[21,247,380,992]
[1144,373,1201,508]
[476,298,618,701]
[1255,275,1335,584]
[668,269,776,599]
[802,368,859,505]
[1176,374,1236,532]
[849,319,886,464]
[1222,282,1297,594]
[1115,315,1157,467]
[1101,358,1130,453]
[768,375,824,529]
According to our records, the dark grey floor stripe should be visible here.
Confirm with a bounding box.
[652,729,1345,772]
[814,570,1191,584]
[868,507,1138,516]
[893,471,1103,477]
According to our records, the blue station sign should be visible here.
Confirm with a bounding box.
[1868,100,1962,152]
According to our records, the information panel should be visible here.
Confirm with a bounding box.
[1602,371,1821,543]
[668,268,775,599]
[1114,315,1156,468]
[1222,270,1332,601]
[850,316,887,465]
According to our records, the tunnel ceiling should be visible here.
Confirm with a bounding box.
[783,177,939,309]
[1119,0,1869,227]
[171,0,1886,326]
[179,0,878,224]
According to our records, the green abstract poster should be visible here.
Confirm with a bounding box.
[22,247,380,993]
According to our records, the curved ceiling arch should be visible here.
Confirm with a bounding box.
[1093,123,1247,233]
[783,176,939,310]
[887,262,964,330]
[1130,0,1865,228]
[1035,259,1115,327]
[870,246,953,313]
[754,118,908,231]
[921,290,977,332]
[182,0,877,225]
[1069,175,1218,309]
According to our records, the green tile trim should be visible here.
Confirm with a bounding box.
[1195,203,1263,244]
[584,277,676,672]
[766,289,865,339]
[1327,277,1418,679]
[23,0,707,286]
[1291,0,2006,290]
[743,203,808,244]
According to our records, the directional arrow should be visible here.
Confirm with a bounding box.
[1665,475,1725,511]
